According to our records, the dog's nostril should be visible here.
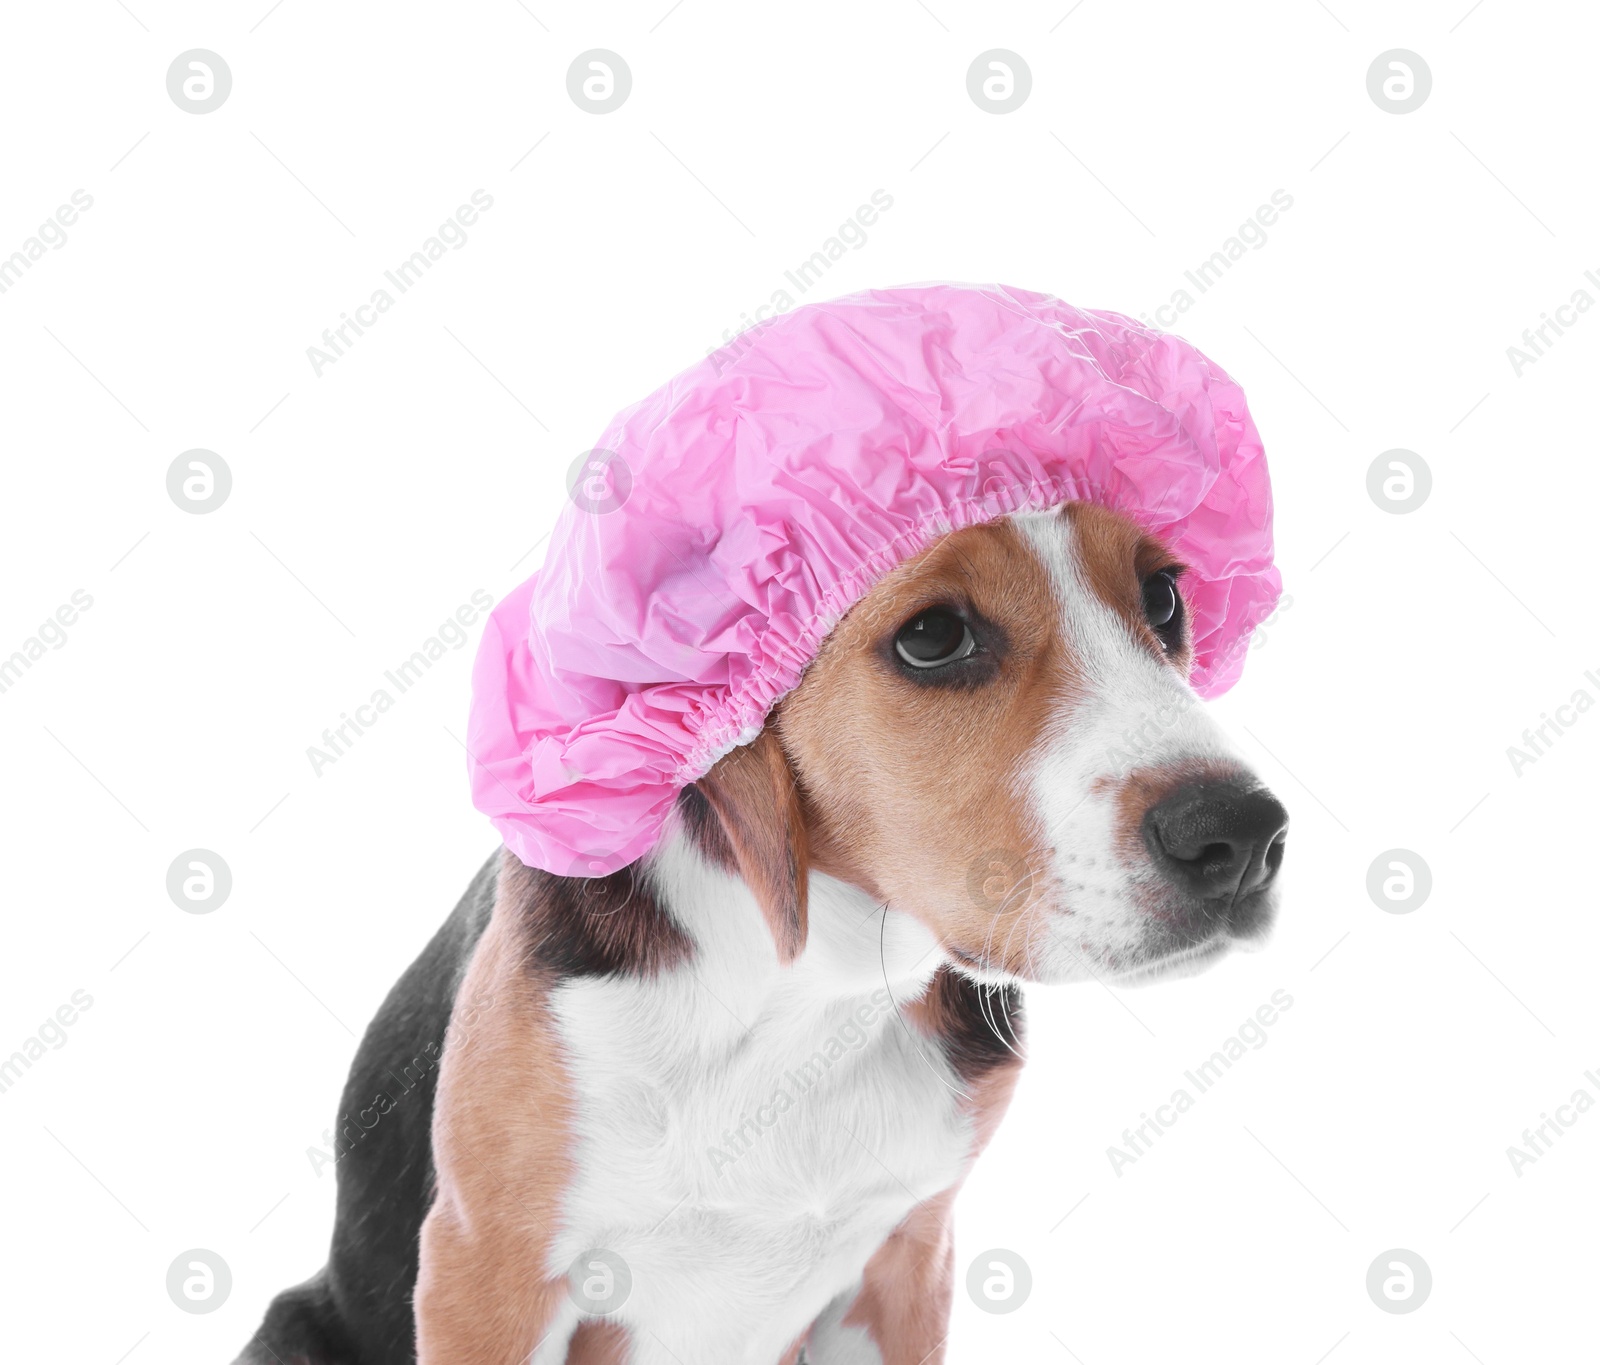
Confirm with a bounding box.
[1142,780,1289,904]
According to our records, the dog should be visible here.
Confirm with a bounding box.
[238,500,1288,1364]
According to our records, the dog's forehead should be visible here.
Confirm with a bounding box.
[829,515,1051,641]
[1018,504,1181,618]
[1014,505,1194,679]
[832,501,1168,646]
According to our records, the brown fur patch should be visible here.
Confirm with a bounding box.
[841,1188,958,1364]
[567,1319,633,1362]
[1064,501,1193,674]
[414,858,578,1362]
[693,727,810,962]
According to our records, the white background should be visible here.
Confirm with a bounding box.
[2,2,1596,1362]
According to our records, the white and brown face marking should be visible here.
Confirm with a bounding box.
[774,501,1287,986]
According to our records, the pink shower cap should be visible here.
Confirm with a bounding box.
[467,283,1279,875]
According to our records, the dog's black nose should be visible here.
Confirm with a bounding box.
[1142,780,1288,905]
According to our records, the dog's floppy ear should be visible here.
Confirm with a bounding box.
[693,727,809,963]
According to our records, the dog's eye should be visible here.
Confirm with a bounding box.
[894,608,977,669]
[1142,569,1186,653]
[1143,571,1178,628]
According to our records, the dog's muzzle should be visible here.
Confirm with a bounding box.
[1141,779,1289,936]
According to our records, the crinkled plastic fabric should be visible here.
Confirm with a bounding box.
[468,283,1280,875]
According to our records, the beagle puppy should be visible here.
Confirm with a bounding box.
[239,501,1288,1365]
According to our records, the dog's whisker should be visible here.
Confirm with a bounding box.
[875,903,970,1101]
[980,918,1028,1062]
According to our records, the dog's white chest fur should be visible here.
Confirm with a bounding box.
[537,843,972,1364]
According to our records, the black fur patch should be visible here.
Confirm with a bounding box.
[502,846,694,981]
[922,965,1026,1084]
[238,851,502,1365]
[237,845,696,1365]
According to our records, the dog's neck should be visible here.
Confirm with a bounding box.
[643,824,949,1027]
